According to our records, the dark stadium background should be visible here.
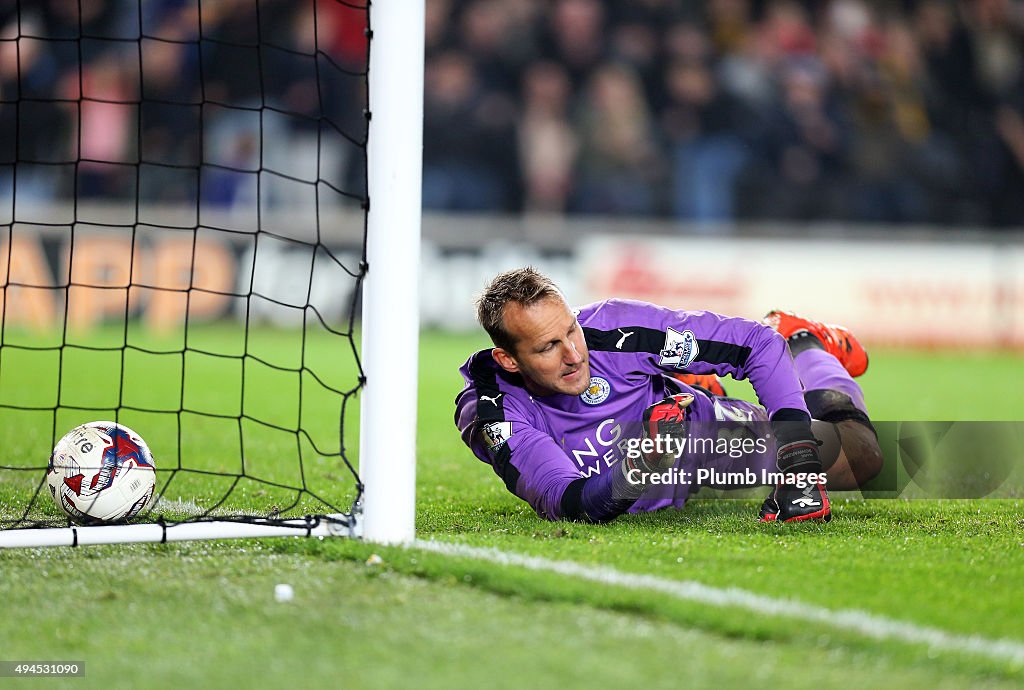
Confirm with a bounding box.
[6,0,1024,226]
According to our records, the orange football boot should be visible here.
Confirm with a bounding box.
[762,310,869,377]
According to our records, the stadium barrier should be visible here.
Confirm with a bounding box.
[4,204,1022,348]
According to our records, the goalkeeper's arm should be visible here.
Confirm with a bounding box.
[561,394,693,523]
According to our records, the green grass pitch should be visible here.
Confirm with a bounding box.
[0,327,1022,689]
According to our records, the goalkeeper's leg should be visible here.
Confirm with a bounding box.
[784,324,883,490]
[811,414,882,490]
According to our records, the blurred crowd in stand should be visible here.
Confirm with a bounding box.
[3,0,1024,228]
[0,0,368,214]
[424,0,1024,227]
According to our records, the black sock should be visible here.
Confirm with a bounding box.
[787,330,824,356]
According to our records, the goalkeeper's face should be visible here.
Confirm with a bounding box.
[492,296,590,397]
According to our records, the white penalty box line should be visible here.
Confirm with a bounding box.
[413,539,1024,668]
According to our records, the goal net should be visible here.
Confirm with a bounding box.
[0,1,420,547]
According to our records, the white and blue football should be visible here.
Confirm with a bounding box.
[46,422,156,524]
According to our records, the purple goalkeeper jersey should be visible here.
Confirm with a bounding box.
[454,299,808,520]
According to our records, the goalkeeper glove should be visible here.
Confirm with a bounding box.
[624,393,693,475]
[759,426,831,522]
[759,479,831,522]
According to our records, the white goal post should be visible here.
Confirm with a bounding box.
[359,0,424,545]
[0,1,423,549]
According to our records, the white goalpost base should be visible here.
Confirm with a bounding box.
[0,514,359,549]
[0,2,423,550]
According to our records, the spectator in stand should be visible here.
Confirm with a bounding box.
[659,28,755,223]
[422,50,520,211]
[753,0,820,71]
[459,0,529,97]
[606,9,666,111]
[426,0,455,54]
[544,0,607,88]
[137,16,202,203]
[571,62,663,215]
[748,56,852,221]
[707,0,775,110]
[70,54,136,199]
[962,0,1024,227]
[0,14,70,209]
[519,61,577,214]
[994,83,1024,226]
[849,14,961,223]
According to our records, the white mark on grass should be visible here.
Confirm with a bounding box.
[152,497,205,516]
[274,583,294,602]
[413,539,1024,667]
[151,498,265,520]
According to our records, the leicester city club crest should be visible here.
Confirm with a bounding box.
[581,376,611,405]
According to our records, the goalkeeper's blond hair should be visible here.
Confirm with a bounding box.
[476,267,564,354]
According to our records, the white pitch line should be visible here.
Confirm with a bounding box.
[413,539,1024,667]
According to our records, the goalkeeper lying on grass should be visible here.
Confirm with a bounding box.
[454,267,882,523]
